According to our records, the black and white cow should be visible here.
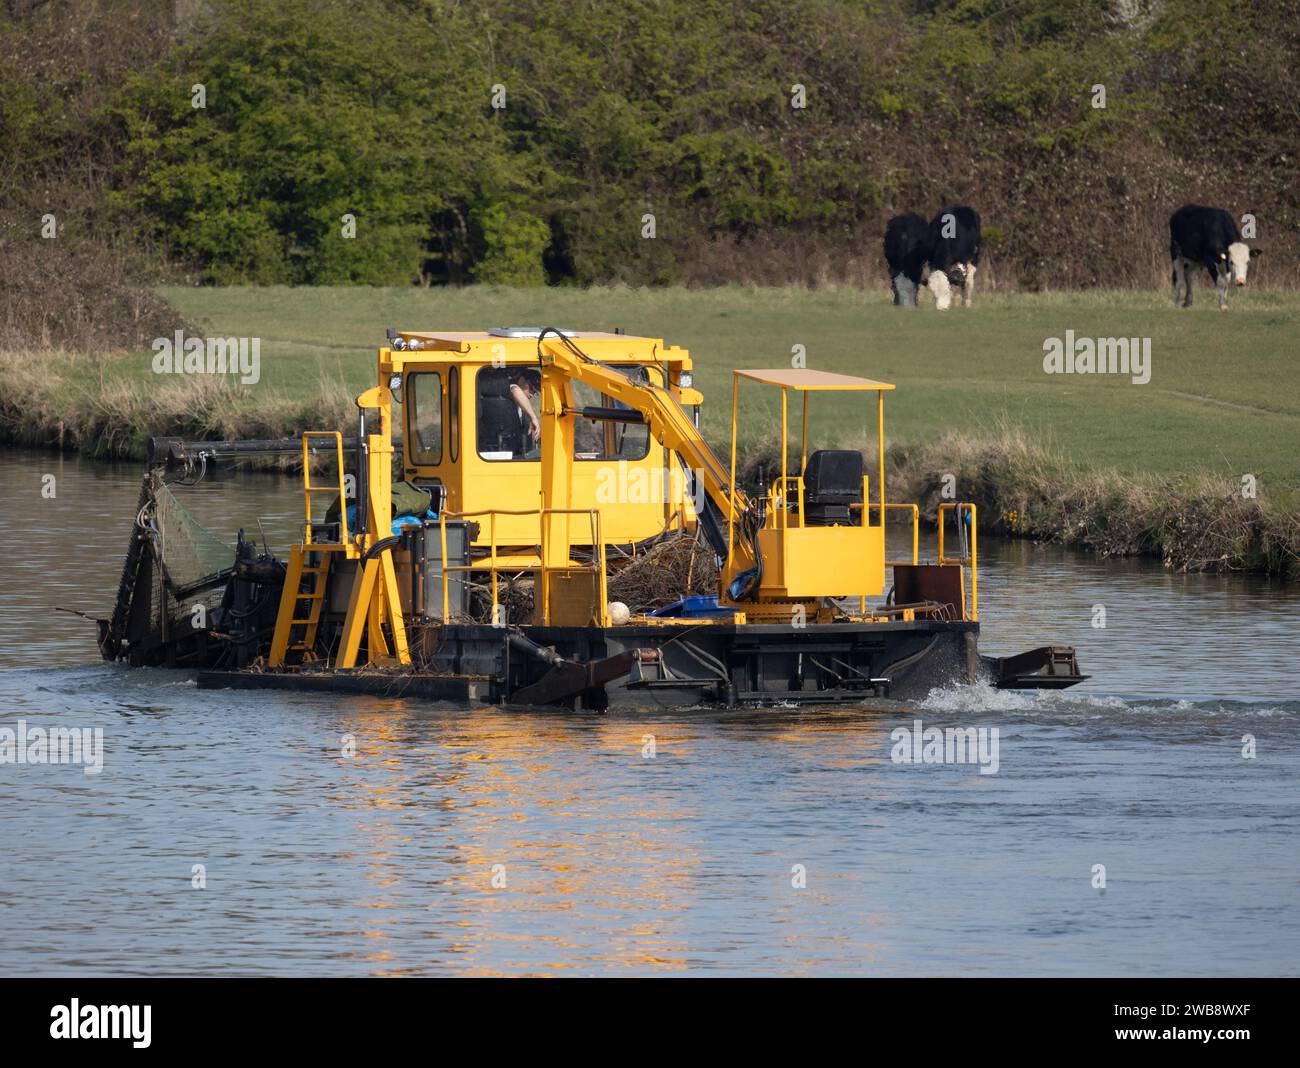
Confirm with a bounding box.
[1169,204,1260,311]
[883,213,932,307]
[926,205,982,309]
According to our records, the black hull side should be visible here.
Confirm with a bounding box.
[198,619,982,709]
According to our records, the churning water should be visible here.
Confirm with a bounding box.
[0,449,1296,975]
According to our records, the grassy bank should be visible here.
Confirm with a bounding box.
[739,427,1299,581]
[2,285,1298,577]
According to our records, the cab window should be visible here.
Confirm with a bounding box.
[572,365,654,461]
[408,372,443,464]
[448,366,460,463]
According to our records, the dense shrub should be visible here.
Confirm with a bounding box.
[1,0,1297,299]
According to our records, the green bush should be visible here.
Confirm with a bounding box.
[2,0,1295,291]
[107,0,517,284]
[472,204,551,286]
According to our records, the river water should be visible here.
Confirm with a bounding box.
[0,448,1296,976]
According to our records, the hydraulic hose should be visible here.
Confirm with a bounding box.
[362,535,404,562]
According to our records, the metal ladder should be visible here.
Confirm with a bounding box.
[268,546,334,665]
[268,432,350,667]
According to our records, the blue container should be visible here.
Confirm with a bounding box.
[649,595,732,619]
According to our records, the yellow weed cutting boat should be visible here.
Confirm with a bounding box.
[100,327,1085,706]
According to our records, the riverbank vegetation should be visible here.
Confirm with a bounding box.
[2,285,1296,578]
[2,0,1298,348]
[740,426,1300,581]
[2,2,1295,575]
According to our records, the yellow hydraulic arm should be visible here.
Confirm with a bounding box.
[536,338,760,588]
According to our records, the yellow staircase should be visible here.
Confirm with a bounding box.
[267,411,413,671]
[269,547,335,666]
[268,432,351,668]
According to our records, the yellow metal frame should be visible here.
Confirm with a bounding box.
[937,502,979,621]
[271,383,413,669]
[334,382,411,667]
[434,507,610,627]
[336,548,410,667]
[268,544,337,666]
[388,332,698,552]
[884,502,920,566]
[269,431,357,668]
[301,431,350,548]
[727,369,895,603]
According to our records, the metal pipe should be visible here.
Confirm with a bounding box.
[595,511,608,626]
[440,514,450,621]
[774,389,785,530]
[572,406,645,423]
[968,504,978,621]
[877,389,885,527]
[541,507,550,625]
[489,512,498,624]
[356,409,369,546]
[148,434,394,464]
[301,433,313,544]
[727,374,738,568]
[801,392,808,474]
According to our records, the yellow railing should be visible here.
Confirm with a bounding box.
[769,474,897,535]
[435,507,609,626]
[884,502,920,567]
[430,500,967,624]
[937,502,978,621]
[301,431,348,547]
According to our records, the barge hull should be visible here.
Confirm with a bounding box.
[196,619,984,709]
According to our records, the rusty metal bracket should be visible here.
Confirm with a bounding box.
[994,645,1088,689]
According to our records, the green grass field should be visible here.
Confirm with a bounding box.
[147,284,1300,503]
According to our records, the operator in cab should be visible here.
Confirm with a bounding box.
[478,366,541,459]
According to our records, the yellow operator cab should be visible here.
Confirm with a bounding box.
[389,327,700,559]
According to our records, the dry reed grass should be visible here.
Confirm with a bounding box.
[731,424,1300,578]
[4,351,1295,580]
[0,349,356,460]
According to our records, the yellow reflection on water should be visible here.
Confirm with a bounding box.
[322,700,899,974]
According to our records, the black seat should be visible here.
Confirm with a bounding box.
[802,449,863,526]
[477,369,524,456]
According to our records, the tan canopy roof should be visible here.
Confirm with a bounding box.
[734,368,895,391]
